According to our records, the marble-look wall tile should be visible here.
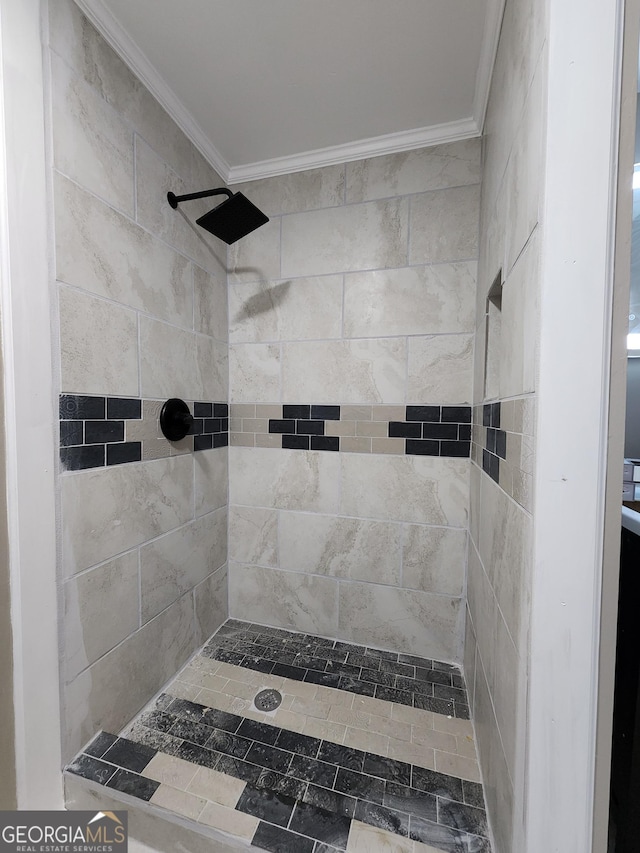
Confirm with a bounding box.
[228,562,339,637]
[504,62,544,275]
[463,608,477,712]
[281,198,409,277]
[409,185,480,265]
[338,582,462,662]
[63,550,139,681]
[344,262,476,338]
[48,0,197,185]
[194,447,228,517]
[226,217,282,284]
[59,287,138,396]
[473,653,515,853]
[230,447,340,514]
[407,334,473,404]
[346,139,482,203]
[63,592,196,761]
[62,455,193,575]
[140,508,228,623]
[402,525,466,596]
[51,53,134,216]
[139,317,198,400]
[196,336,228,401]
[194,564,228,645]
[135,137,226,275]
[228,507,279,567]
[54,174,193,327]
[281,338,407,404]
[278,512,402,586]
[477,475,532,652]
[500,225,539,399]
[194,266,228,342]
[340,454,469,526]
[229,343,281,402]
[229,276,343,343]
[231,165,345,216]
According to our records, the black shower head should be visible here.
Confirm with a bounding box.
[167,187,269,244]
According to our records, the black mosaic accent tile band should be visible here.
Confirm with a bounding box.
[264,403,472,457]
[59,395,228,471]
[481,401,504,483]
[68,688,488,852]
[204,620,469,719]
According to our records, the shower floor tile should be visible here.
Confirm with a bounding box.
[66,620,492,853]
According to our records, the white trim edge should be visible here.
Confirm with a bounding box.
[228,118,480,184]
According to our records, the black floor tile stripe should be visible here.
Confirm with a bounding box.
[65,618,492,851]
[66,691,490,852]
[204,620,470,719]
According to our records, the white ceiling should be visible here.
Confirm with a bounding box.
[75,0,503,183]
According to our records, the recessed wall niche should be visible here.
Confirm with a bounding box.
[484,270,503,401]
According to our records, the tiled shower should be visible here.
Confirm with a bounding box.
[50,0,543,851]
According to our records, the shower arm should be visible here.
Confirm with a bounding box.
[167,188,233,209]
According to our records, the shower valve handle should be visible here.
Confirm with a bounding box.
[160,398,194,441]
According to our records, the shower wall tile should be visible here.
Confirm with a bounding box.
[54,174,193,328]
[52,1,231,766]
[278,512,402,586]
[409,185,480,265]
[228,562,339,638]
[281,339,407,405]
[62,454,194,576]
[343,263,476,338]
[281,198,409,277]
[476,474,532,651]
[340,454,469,527]
[194,564,229,646]
[345,139,482,203]
[227,217,282,284]
[194,266,228,342]
[139,318,199,400]
[48,0,197,184]
[140,508,228,623]
[500,230,540,399]
[229,344,281,403]
[63,592,196,762]
[229,276,343,343]
[135,137,226,276]
[194,447,228,517]
[196,336,229,402]
[407,334,474,405]
[59,287,139,397]
[401,525,467,596]
[63,550,139,682]
[229,447,340,514]
[228,507,279,568]
[231,165,346,217]
[337,582,462,662]
[50,53,134,216]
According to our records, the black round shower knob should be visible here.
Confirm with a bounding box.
[160,398,194,441]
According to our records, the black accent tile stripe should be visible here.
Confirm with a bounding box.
[252,822,315,853]
[205,621,469,719]
[60,395,228,470]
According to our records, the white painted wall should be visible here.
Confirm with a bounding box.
[526,0,626,850]
[0,0,62,808]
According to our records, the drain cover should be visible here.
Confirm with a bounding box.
[254,688,282,712]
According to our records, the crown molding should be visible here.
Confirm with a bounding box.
[73,0,231,181]
[228,118,480,184]
[472,0,507,131]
